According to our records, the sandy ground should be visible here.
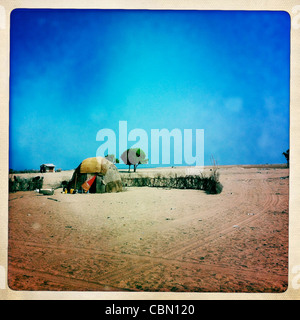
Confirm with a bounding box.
[8,166,289,292]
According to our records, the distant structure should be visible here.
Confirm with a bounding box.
[40,163,55,173]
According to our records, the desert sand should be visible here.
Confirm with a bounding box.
[8,165,289,292]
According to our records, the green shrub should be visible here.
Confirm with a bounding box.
[205,167,223,194]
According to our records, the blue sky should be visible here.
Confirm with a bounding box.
[9,9,290,170]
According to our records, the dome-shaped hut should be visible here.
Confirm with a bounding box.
[67,157,122,193]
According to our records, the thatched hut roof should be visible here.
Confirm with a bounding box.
[79,157,109,174]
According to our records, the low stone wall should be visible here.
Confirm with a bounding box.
[121,174,223,194]
[9,176,44,192]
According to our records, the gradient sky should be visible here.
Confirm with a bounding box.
[9,9,290,170]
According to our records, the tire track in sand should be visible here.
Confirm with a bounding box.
[163,175,284,260]
[9,239,287,289]
[8,265,137,291]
